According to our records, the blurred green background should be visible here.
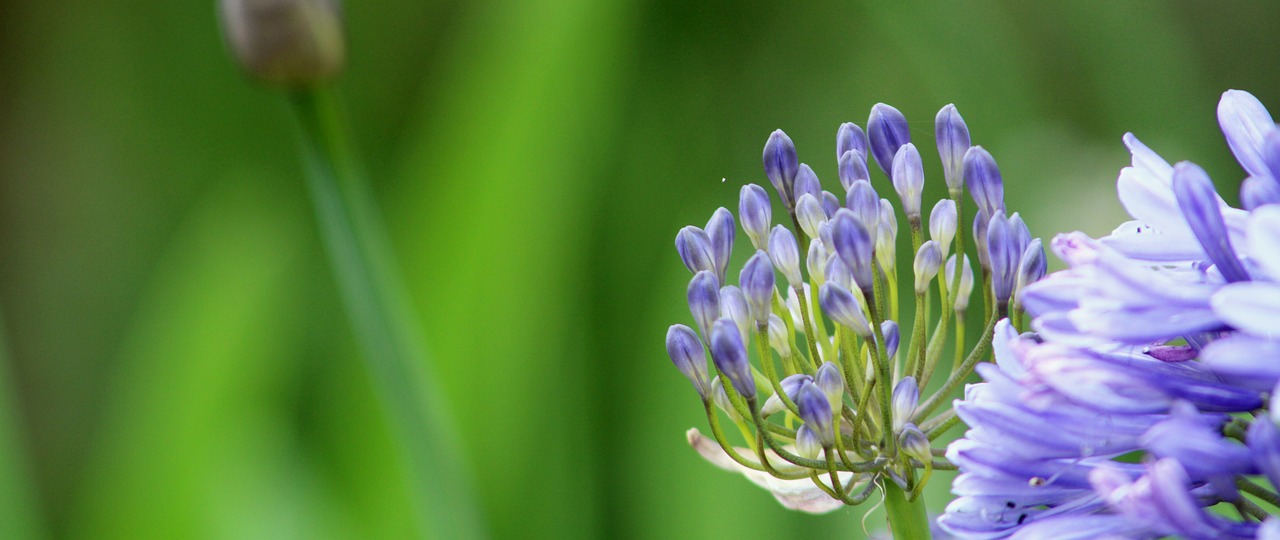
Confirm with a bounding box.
[1,1,1279,538]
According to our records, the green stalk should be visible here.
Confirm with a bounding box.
[884,480,932,539]
[287,87,486,539]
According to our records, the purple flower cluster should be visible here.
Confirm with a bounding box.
[941,90,1280,539]
[666,103,1046,524]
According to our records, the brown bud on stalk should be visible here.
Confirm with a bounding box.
[219,0,346,86]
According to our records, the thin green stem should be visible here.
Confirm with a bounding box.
[287,88,485,539]
[883,480,932,539]
[794,286,824,370]
[914,311,998,422]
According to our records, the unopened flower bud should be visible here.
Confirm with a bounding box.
[796,381,835,446]
[824,254,851,290]
[892,377,920,431]
[220,0,346,86]
[794,164,822,203]
[711,318,756,399]
[935,104,971,195]
[718,285,751,342]
[763,130,800,209]
[768,226,803,288]
[1241,176,1280,211]
[740,251,777,325]
[973,210,991,270]
[687,270,720,340]
[929,199,957,260]
[819,282,872,338]
[838,150,871,193]
[882,320,900,359]
[795,425,822,459]
[1015,238,1047,298]
[898,423,931,464]
[963,146,1005,219]
[837,122,869,163]
[795,194,827,242]
[710,376,738,420]
[767,315,790,357]
[739,184,772,250]
[821,191,841,219]
[781,373,815,401]
[868,103,911,178]
[814,362,844,413]
[806,239,828,285]
[675,226,715,275]
[666,324,710,398]
[891,143,925,219]
[705,208,735,284]
[845,180,881,235]
[913,240,943,294]
[987,213,1019,304]
[876,199,898,271]
[830,209,875,296]
[946,255,975,312]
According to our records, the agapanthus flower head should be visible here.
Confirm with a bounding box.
[665,104,1042,528]
[943,89,1280,539]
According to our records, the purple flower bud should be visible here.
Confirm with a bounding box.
[930,199,957,259]
[973,210,991,270]
[766,314,790,357]
[795,381,834,446]
[1015,238,1046,297]
[667,324,710,398]
[1241,176,1280,211]
[819,282,872,337]
[838,150,871,192]
[740,251,776,325]
[768,226,803,288]
[711,317,756,399]
[946,254,975,311]
[891,143,925,218]
[795,194,827,243]
[986,213,1019,304]
[806,239,828,284]
[781,373,814,401]
[830,209,876,295]
[814,362,844,413]
[914,240,943,294]
[824,253,851,290]
[963,146,1005,219]
[718,285,751,342]
[763,130,800,209]
[795,425,822,459]
[898,423,931,464]
[892,376,920,431]
[705,207,735,284]
[837,122,869,163]
[821,191,841,219]
[881,320,900,358]
[793,164,822,203]
[687,270,720,340]
[876,199,898,271]
[739,184,772,250]
[1219,89,1276,179]
[1009,212,1031,256]
[936,104,971,194]
[1171,161,1249,282]
[845,180,881,234]
[675,226,715,275]
[868,103,911,178]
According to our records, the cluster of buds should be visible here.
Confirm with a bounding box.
[667,104,1046,512]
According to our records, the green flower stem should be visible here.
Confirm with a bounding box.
[756,328,800,415]
[794,286,824,369]
[286,87,485,540]
[906,290,928,383]
[887,265,900,323]
[914,311,999,423]
[884,479,932,539]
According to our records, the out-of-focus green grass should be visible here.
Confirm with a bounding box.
[0,1,1279,538]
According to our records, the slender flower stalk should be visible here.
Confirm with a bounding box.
[665,104,1043,537]
[220,3,485,537]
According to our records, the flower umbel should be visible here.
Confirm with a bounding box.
[665,104,1043,535]
[941,90,1280,539]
